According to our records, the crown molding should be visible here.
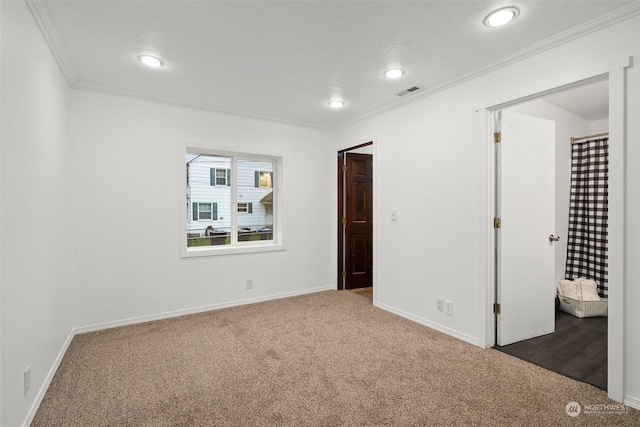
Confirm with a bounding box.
[336,1,640,129]
[73,83,333,131]
[25,0,77,86]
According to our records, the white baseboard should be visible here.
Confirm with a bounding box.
[22,329,75,427]
[624,394,640,411]
[74,285,335,334]
[375,301,479,347]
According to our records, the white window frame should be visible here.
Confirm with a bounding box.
[181,146,285,257]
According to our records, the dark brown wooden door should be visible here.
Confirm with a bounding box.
[344,153,373,289]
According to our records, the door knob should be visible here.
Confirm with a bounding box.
[549,234,560,242]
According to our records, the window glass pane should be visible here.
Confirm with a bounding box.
[199,203,212,220]
[215,169,227,186]
[186,151,277,251]
[186,153,231,247]
[259,172,272,188]
[237,159,274,241]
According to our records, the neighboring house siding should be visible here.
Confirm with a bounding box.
[188,158,231,234]
[237,161,273,229]
[187,157,273,235]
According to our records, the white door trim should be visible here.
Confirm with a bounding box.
[476,56,630,403]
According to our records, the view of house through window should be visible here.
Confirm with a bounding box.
[186,152,275,248]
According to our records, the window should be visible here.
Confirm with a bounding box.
[210,168,230,186]
[255,171,273,188]
[192,202,218,221]
[183,148,283,256]
[237,202,253,213]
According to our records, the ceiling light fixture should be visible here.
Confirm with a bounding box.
[383,68,405,79]
[484,6,520,27]
[328,100,345,109]
[137,54,165,68]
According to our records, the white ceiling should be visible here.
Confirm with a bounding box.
[542,80,609,121]
[33,0,636,129]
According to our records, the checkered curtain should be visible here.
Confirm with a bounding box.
[564,137,608,297]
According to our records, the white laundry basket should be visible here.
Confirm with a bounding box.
[557,295,608,318]
[556,284,608,318]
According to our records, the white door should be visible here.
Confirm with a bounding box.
[497,111,557,346]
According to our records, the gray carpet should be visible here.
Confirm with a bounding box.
[33,290,638,426]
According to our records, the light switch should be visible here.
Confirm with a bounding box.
[391,209,398,221]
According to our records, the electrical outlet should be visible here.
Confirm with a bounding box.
[24,366,30,395]
[445,300,453,316]
[246,278,254,289]
[436,298,444,312]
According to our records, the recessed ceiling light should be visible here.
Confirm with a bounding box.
[484,7,520,27]
[137,55,165,68]
[328,100,345,109]
[383,68,405,79]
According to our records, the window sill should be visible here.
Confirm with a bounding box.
[181,242,286,258]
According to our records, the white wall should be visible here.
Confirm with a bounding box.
[335,16,640,404]
[2,3,639,424]
[591,117,610,134]
[0,2,74,426]
[506,99,593,284]
[337,87,483,345]
[71,91,334,329]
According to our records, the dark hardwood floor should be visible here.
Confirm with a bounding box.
[495,310,607,390]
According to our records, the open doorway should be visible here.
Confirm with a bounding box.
[337,142,373,296]
[492,79,610,390]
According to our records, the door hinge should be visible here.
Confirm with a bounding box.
[342,165,347,172]
[341,218,346,225]
[493,217,501,229]
[493,131,501,143]
[342,271,346,278]
[493,303,501,314]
